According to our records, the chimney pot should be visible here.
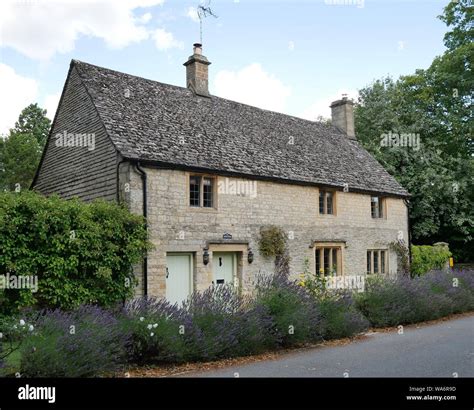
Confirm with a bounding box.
[330,96,356,139]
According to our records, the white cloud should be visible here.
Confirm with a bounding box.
[0,0,165,60]
[186,6,200,23]
[152,28,183,51]
[139,12,153,24]
[43,93,62,121]
[0,64,38,135]
[288,41,295,51]
[214,63,291,113]
[298,89,358,122]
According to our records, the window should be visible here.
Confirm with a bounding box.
[319,190,335,215]
[315,245,342,276]
[371,196,384,218]
[190,176,201,207]
[189,175,215,208]
[367,250,387,274]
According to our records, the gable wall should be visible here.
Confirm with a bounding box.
[33,67,118,201]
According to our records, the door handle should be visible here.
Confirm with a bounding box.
[166,267,170,279]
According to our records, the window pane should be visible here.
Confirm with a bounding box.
[316,248,321,275]
[381,251,385,274]
[331,248,338,274]
[324,248,330,276]
[378,198,384,218]
[319,191,325,214]
[190,176,201,207]
[371,197,379,218]
[326,192,333,215]
[374,251,379,274]
[203,177,214,208]
[367,251,372,274]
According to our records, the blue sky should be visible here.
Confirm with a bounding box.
[0,0,450,134]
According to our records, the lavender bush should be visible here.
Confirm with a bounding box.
[318,292,370,339]
[254,273,323,346]
[183,285,277,360]
[121,297,192,364]
[356,269,474,327]
[19,305,129,377]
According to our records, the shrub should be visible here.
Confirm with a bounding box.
[121,297,191,364]
[0,191,151,314]
[122,287,276,364]
[183,285,276,361]
[411,245,451,276]
[255,273,322,346]
[19,305,129,377]
[356,269,474,327]
[318,292,369,339]
[258,225,287,258]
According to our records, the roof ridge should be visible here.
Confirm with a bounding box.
[71,59,340,134]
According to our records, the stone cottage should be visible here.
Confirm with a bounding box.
[32,44,410,304]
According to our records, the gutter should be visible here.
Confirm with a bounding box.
[134,161,148,297]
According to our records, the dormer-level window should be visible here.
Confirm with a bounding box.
[190,175,215,208]
[371,196,385,218]
[319,190,334,215]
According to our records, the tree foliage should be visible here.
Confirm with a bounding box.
[354,2,473,262]
[0,104,51,191]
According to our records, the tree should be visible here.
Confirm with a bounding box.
[0,104,50,191]
[11,103,51,148]
[354,2,473,262]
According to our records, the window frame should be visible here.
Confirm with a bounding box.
[314,242,344,276]
[367,249,388,274]
[318,190,336,216]
[371,196,386,219]
[188,173,217,209]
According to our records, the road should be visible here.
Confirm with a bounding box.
[183,314,474,377]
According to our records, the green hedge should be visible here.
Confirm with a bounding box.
[411,245,451,276]
[0,191,150,314]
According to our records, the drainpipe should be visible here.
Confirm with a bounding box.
[116,158,128,203]
[404,199,412,275]
[135,161,148,297]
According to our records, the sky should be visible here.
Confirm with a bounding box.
[0,0,450,134]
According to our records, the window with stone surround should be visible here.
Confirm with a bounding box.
[367,249,387,274]
[319,190,335,215]
[189,175,215,208]
[315,243,343,276]
[371,196,385,218]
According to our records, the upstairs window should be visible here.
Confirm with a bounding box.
[319,190,334,215]
[371,196,385,218]
[367,250,387,274]
[189,175,215,208]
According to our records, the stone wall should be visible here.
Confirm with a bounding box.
[125,167,409,298]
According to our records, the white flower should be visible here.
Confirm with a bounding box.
[150,332,154,337]
[0,332,3,339]
[28,325,34,332]
[13,325,17,329]
[147,324,153,330]
[19,319,25,326]
[153,323,158,328]
[139,317,145,322]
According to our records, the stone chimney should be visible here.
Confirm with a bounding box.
[330,95,356,139]
[183,43,211,97]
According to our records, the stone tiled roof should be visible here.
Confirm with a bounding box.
[73,60,409,197]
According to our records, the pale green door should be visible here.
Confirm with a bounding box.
[213,252,235,285]
[166,253,192,305]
